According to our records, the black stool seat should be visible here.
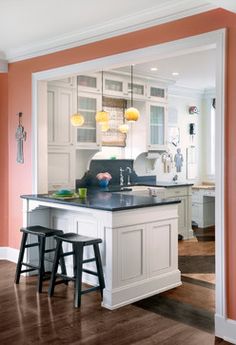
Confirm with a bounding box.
[48,232,105,308]
[15,225,67,293]
[21,225,64,237]
[55,232,102,245]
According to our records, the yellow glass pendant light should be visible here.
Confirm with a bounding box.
[70,76,85,127]
[118,123,129,134]
[101,122,110,132]
[125,65,140,122]
[96,70,109,123]
[71,113,85,126]
[96,110,109,123]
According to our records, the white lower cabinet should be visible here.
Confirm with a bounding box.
[164,187,192,239]
[48,146,75,191]
[117,224,147,286]
[116,218,178,288]
[192,189,215,228]
[147,219,177,277]
[24,200,181,310]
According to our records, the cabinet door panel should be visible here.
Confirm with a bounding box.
[48,148,75,190]
[150,105,165,145]
[117,225,146,285]
[47,86,73,145]
[47,89,56,143]
[56,89,73,144]
[147,103,168,151]
[148,85,167,102]
[77,93,100,147]
[149,223,171,274]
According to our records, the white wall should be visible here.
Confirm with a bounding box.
[151,89,203,182]
[201,89,216,182]
[86,88,210,184]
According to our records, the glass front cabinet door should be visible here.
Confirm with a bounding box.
[147,103,168,151]
[147,85,167,102]
[76,93,101,148]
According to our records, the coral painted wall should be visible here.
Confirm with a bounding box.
[0,74,9,246]
[4,8,236,318]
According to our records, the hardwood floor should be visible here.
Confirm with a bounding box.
[0,260,231,345]
[178,238,215,284]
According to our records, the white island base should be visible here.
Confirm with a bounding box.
[23,198,181,310]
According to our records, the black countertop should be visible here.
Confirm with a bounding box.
[21,190,180,212]
[138,181,194,188]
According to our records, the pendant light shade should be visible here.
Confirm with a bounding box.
[118,123,129,134]
[125,107,140,122]
[96,71,110,123]
[101,122,110,132]
[96,110,109,123]
[125,65,140,122]
[71,76,85,127]
[71,113,85,126]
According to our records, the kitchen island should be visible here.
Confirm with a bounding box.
[21,191,181,309]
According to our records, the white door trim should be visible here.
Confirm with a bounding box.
[32,28,227,335]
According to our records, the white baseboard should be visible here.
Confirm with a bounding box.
[215,314,236,344]
[0,247,19,263]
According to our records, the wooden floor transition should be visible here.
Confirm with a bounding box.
[0,257,231,345]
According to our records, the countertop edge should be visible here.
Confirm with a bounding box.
[21,194,181,212]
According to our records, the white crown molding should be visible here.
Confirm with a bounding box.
[203,87,216,97]
[107,69,176,87]
[168,84,204,98]
[7,1,216,62]
[0,59,8,73]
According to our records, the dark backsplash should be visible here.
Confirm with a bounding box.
[76,159,156,189]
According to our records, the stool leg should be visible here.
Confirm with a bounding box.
[74,244,84,308]
[37,236,46,293]
[72,244,77,278]
[59,245,68,285]
[93,243,105,299]
[15,232,28,284]
[48,239,62,297]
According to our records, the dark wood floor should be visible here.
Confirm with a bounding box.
[0,260,231,345]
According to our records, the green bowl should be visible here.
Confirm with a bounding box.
[55,189,73,196]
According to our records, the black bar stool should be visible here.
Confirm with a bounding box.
[15,225,67,293]
[48,232,105,308]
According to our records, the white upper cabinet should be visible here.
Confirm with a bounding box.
[48,77,75,88]
[104,74,127,97]
[76,92,101,148]
[127,79,146,100]
[77,74,101,93]
[147,84,167,102]
[47,85,74,146]
[147,102,168,151]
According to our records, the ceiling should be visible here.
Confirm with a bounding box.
[114,47,216,90]
[0,0,225,62]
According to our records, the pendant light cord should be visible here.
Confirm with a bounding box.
[77,76,79,111]
[101,70,104,111]
[131,65,133,107]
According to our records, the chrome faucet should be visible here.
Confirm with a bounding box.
[173,174,178,182]
[126,167,132,185]
[119,167,124,187]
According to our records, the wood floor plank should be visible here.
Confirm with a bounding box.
[0,261,232,345]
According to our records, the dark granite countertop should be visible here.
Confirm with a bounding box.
[136,181,194,188]
[21,190,180,212]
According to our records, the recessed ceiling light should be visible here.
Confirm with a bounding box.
[150,67,158,71]
[172,72,179,76]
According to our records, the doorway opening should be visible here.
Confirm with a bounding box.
[32,29,226,335]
